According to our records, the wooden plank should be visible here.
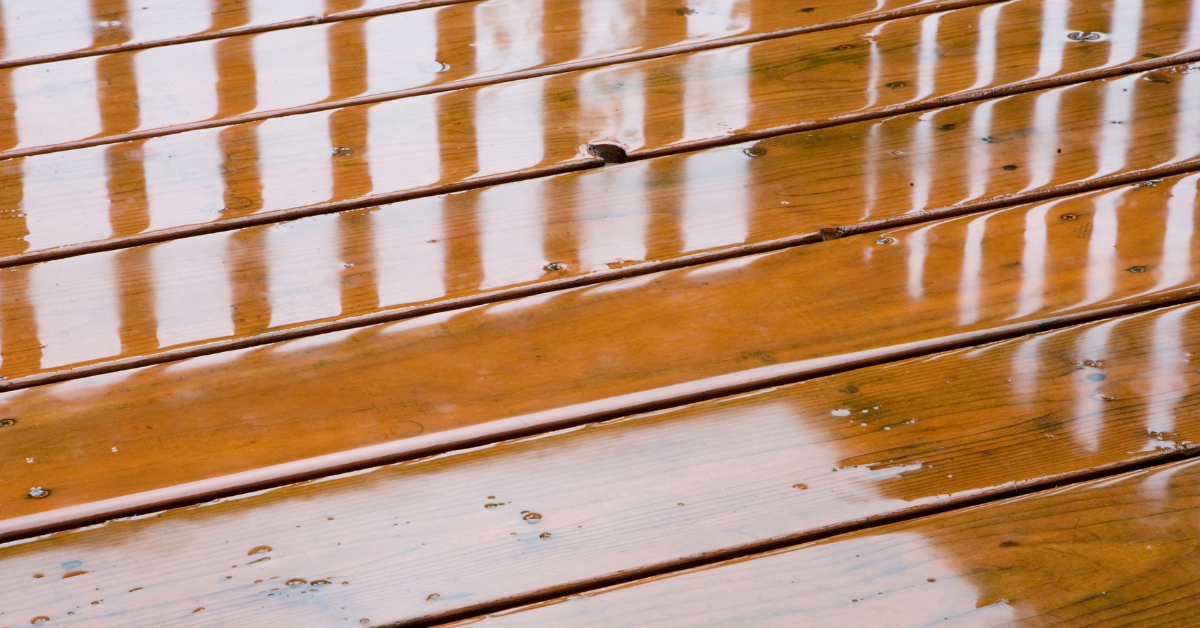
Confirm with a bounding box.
[0,0,996,156]
[2,0,1199,267]
[3,300,1200,627]
[0,0,478,70]
[3,65,1198,386]
[2,169,1199,538]
[441,456,1200,628]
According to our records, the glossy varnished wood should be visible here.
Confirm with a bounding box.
[2,0,1199,265]
[2,171,1199,538]
[0,0,996,154]
[2,302,1200,626]
[3,66,1200,384]
[448,456,1200,627]
[0,0,475,69]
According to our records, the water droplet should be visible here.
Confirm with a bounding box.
[1061,213,1077,221]
[331,147,353,157]
[286,579,307,587]
[427,593,440,601]
[793,484,808,490]
[360,620,370,625]
[484,503,504,508]
[842,385,858,394]
[939,123,956,131]
[835,44,854,51]
[831,409,851,417]
[311,580,331,586]
[927,578,937,582]
[32,617,50,625]
[743,145,768,157]
[1067,31,1102,41]
[417,60,450,73]
[193,607,205,613]
[885,81,906,89]
[248,546,272,556]
[0,418,15,427]
[543,262,567,272]
[539,532,551,539]
[254,580,263,584]
[875,237,895,245]
[523,512,542,522]
[28,487,49,498]
[1127,265,1147,273]
[1087,373,1107,381]
[111,447,118,453]
[62,571,88,579]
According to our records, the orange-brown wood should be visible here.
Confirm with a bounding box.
[0,0,994,155]
[447,456,1200,627]
[0,0,477,70]
[1,170,1199,538]
[2,0,1198,267]
[2,301,1199,626]
[2,66,1198,385]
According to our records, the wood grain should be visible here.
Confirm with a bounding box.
[0,0,996,155]
[2,300,1200,627]
[445,456,1200,628]
[1,170,1199,539]
[2,0,1198,266]
[0,0,477,70]
[3,64,1199,386]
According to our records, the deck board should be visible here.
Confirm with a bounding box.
[2,64,1198,385]
[2,301,1200,626]
[0,0,999,154]
[1,0,1198,267]
[443,456,1200,627]
[1,171,1198,538]
[0,0,479,69]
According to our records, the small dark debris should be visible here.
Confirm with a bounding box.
[939,123,956,131]
[1002,165,1019,171]
[999,540,1021,547]
[587,143,629,164]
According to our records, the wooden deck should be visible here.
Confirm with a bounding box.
[3,0,1200,626]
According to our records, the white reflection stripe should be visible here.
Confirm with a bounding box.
[967,3,1004,91]
[579,163,650,266]
[581,0,644,58]
[1105,0,1142,68]
[1069,318,1119,452]
[475,0,544,75]
[1076,188,1126,309]
[957,213,991,326]
[30,253,121,369]
[1013,199,1067,319]
[1148,175,1199,295]
[1143,305,1199,435]
[913,13,941,102]
[374,199,447,307]
[906,223,938,300]
[1019,87,1066,193]
[1093,75,1138,179]
[1033,0,1069,80]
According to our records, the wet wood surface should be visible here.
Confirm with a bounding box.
[0,0,478,69]
[447,455,1200,628]
[2,301,1199,626]
[3,0,1199,266]
[2,170,1199,538]
[3,65,1199,386]
[0,0,996,154]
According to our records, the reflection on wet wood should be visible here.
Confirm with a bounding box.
[2,65,1197,386]
[0,0,477,69]
[0,0,994,155]
[450,455,1200,627]
[2,0,1198,267]
[2,301,1200,626]
[1,170,1198,538]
